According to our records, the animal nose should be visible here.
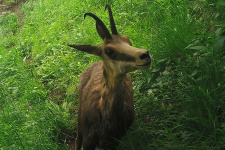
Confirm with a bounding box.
[140,51,150,60]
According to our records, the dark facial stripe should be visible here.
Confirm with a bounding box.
[104,48,136,62]
[111,52,136,62]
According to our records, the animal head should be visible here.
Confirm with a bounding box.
[69,4,151,74]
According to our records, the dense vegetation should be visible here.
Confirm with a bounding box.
[0,0,224,149]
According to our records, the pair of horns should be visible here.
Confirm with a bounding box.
[84,4,118,39]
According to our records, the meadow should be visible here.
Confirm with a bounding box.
[0,0,224,149]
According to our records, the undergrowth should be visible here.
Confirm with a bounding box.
[0,0,224,149]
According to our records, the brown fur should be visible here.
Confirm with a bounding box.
[77,62,134,150]
[69,5,151,150]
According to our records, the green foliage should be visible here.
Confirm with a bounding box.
[0,48,75,149]
[0,0,224,149]
[0,13,19,35]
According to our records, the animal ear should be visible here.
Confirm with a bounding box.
[68,44,102,56]
[96,22,107,40]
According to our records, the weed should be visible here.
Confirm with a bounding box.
[0,0,224,149]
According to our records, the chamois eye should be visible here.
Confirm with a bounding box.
[105,48,115,57]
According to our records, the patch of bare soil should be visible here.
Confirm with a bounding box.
[0,0,24,19]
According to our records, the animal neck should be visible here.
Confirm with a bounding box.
[100,65,126,118]
[103,66,125,88]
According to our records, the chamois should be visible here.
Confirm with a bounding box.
[69,4,151,150]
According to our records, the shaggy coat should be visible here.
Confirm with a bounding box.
[69,4,151,150]
[76,62,134,149]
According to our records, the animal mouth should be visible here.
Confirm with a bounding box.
[137,61,151,67]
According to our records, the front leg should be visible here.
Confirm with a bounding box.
[82,136,97,150]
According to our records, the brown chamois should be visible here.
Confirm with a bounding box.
[69,4,151,150]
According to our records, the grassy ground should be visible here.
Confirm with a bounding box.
[0,0,225,149]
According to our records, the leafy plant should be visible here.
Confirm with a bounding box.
[0,0,224,149]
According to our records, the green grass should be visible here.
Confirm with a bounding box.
[0,0,225,149]
[0,48,76,149]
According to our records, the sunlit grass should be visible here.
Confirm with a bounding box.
[0,0,224,149]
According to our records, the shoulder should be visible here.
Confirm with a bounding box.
[79,62,103,91]
[81,62,103,77]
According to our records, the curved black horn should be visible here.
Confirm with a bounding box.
[84,13,111,39]
[105,4,118,35]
